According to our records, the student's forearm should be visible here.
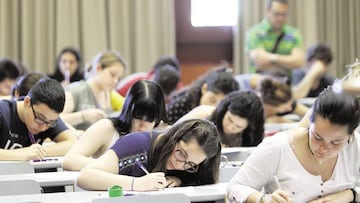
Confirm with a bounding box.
[275,53,304,69]
[77,168,133,191]
[44,140,76,156]
[61,111,86,126]
[63,153,94,171]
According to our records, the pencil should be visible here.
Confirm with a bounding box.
[28,133,35,144]
[135,160,149,174]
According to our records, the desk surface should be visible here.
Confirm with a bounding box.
[0,171,79,187]
[0,183,228,203]
[29,157,63,169]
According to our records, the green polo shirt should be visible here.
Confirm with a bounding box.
[245,19,303,74]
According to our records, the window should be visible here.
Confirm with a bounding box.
[191,0,238,27]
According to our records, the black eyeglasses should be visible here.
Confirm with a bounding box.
[30,104,57,128]
[174,149,199,173]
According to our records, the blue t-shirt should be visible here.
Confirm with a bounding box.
[0,100,68,149]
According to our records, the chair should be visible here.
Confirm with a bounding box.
[0,179,42,195]
[91,193,190,203]
[0,162,34,175]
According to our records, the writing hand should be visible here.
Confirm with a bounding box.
[270,189,292,203]
[16,144,46,160]
[165,176,182,188]
[133,172,166,191]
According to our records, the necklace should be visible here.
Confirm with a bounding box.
[307,136,323,176]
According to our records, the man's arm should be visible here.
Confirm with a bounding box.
[44,129,76,157]
[0,145,46,161]
[250,47,304,71]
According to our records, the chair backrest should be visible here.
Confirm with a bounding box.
[0,179,42,195]
[0,162,35,175]
[91,193,190,203]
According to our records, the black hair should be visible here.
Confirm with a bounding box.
[310,86,360,134]
[28,78,65,113]
[111,80,167,135]
[306,43,333,65]
[210,91,264,146]
[258,76,292,106]
[0,58,20,82]
[167,66,239,124]
[11,72,48,100]
[152,56,180,72]
[49,47,84,83]
[153,64,180,96]
[148,119,221,185]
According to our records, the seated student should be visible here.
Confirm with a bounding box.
[77,119,221,191]
[11,72,47,100]
[63,80,167,171]
[0,58,21,97]
[49,47,84,86]
[61,50,127,130]
[177,91,264,147]
[236,74,308,123]
[292,43,335,99]
[117,56,181,102]
[167,66,239,124]
[227,87,360,203]
[0,78,76,160]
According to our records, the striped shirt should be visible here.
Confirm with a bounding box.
[245,18,303,75]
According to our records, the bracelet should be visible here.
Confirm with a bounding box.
[351,188,356,203]
[131,177,135,191]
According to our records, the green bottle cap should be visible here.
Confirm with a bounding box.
[108,185,123,197]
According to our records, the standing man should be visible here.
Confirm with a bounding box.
[0,78,76,160]
[245,0,304,79]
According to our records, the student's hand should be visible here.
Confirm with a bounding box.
[82,109,107,123]
[307,189,353,203]
[269,189,292,203]
[165,176,182,188]
[16,144,47,160]
[134,172,166,191]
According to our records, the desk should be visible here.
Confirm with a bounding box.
[29,157,63,171]
[0,183,228,203]
[0,171,78,188]
[298,97,316,107]
[221,147,255,161]
[265,122,298,136]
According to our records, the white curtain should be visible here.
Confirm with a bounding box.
[234,0,360,77]
[0,0,176,75]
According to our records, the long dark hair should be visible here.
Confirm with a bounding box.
[210,91,264,146]
[50,47,83,83]
[110,80,167,135]
[148,119,222,185]
[167,66,239,124]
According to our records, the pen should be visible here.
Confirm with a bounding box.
[28,133,35,144]
[135,160,149,174]
[273,174,282,189]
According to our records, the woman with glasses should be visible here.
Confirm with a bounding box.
[63,80,167,171]
[77,119,222,191]
[227,87,360,203]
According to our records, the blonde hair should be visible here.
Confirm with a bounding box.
[85,50,127,79]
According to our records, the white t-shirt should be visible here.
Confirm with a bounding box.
[227,129,360,203]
